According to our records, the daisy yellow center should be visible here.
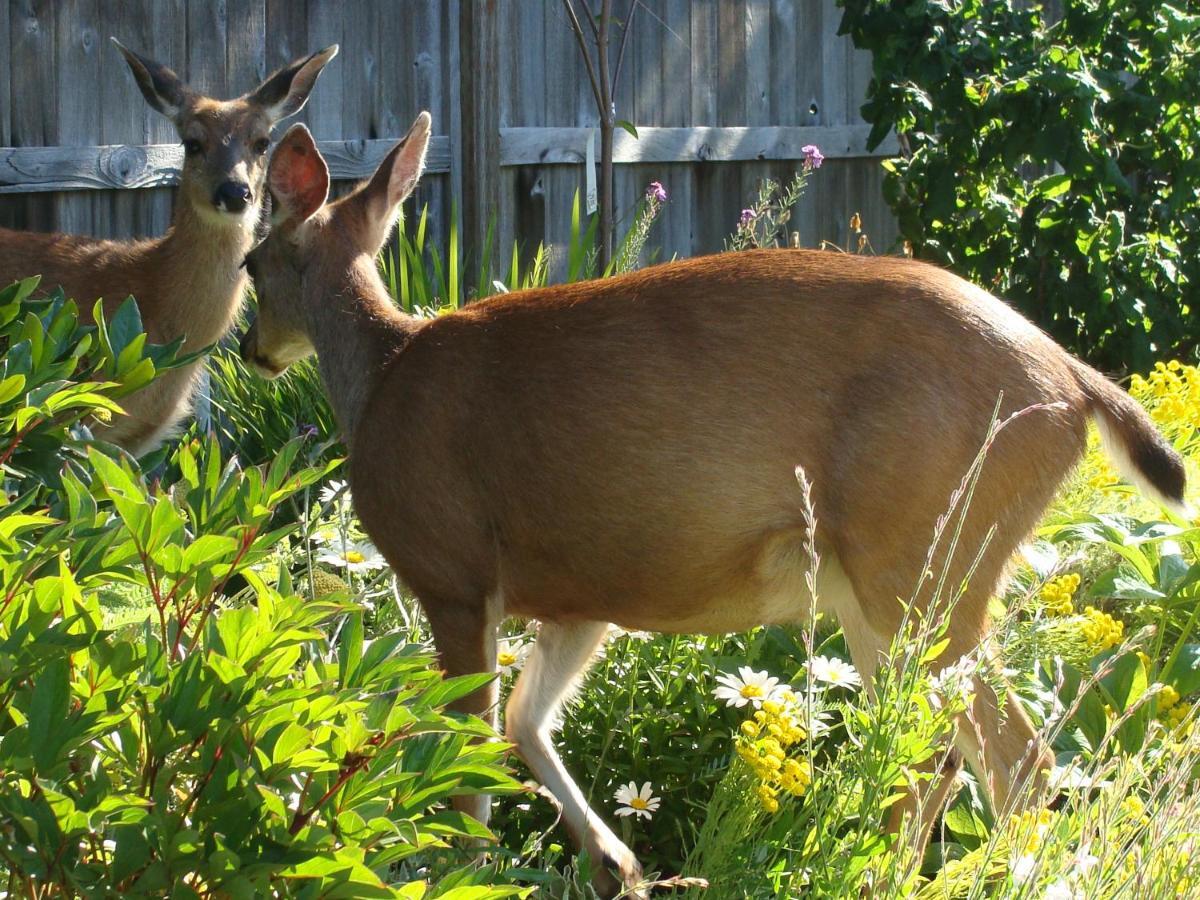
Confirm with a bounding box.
[345,551,366,564]
[498,652,518,666]
[740,684,764,699]
[629,797,649,810]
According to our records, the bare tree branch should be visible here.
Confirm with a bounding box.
[561,0,604,112]
[612,0,640,101]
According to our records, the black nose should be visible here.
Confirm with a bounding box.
[214,181,252,213]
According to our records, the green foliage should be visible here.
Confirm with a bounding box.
[0,283,527,898]
[839,0,1200,371]
[204,335,338,469]
[0,277,189,491]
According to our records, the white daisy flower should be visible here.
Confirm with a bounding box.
[807,655,863,690]
[713,666,781,708]
[316,539,386,573]
[309,524,343,546]
[318,479,350,505]
[613,781,660,820]
[805,706,834,738]
[497,638,532,675]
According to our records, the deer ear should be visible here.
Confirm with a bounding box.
[359,112,432,242]
[112,38,191,121]
[248,45,339,123]
[268,124,330,226]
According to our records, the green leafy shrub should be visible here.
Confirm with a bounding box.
[0,282,526,898]
[839,0,1200,372]
[0,276,190,490]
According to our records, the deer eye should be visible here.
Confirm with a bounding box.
[252,137,271,156]
[183,139,204,157]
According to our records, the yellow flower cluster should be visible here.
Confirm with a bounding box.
[1129,360,1200,436]
[1087,457,1120,492]
[1122,794,1149,826]
[1081,606,1125,654]
[736,695,812,813]
[1008,808,1056,854]
[1040,573,1081,616]
[1156,684,1194,730]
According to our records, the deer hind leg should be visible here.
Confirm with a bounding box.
[820,560,964,863]
[503,619,641,899]
[831,547,1050,861]
[425,602,500,829]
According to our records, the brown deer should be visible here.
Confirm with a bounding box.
[0,39,338,454]
[239,115,1187,896]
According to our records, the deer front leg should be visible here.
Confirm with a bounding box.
[426,602,500,829]
[504,619,644,899]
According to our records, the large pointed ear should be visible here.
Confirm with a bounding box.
[111,38,192,121]
[358,112,432,248]
[246,45,339,123]
[268,124,330,226]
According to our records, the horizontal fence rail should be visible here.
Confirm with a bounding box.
[500,125,899,166]
[0,137,454,195]
[1,126,897,195]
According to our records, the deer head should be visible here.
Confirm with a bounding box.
[112,39,339,231]
[239,112,432,376]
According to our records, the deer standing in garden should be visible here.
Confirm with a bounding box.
[239,114,1188,897]
[0,40,338,454]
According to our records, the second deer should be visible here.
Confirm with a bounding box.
[240,115,1187,897]
[0,40,338,453]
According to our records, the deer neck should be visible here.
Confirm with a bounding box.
[306,255,416,439]
[146,200,257,352]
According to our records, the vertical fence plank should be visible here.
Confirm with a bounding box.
[459,0,499,279]
[226,0,266,93]
[769,0,797,126]
[498,0,546,268]
[794,0,824,126]
[689,0,721,255]
[54,0,100,235]
[185,0,228,98]
[339,0,372,145]
[408,1,448,257]
[144,0,186,236]
[0,0,12,231]
[101,0,153,238]
[10,0,57,232]
[539,3,581,276]
[304,0,342,140]
[0,0,11,149]
[744,1,771,127]
[656,0,692,261]
[819,0,847,126]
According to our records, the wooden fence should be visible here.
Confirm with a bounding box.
[0,0,899,278]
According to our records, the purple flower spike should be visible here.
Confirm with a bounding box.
[646,181,668,203]
[801,144,824,170]
[739,208,757,225]
[298,423,320,439]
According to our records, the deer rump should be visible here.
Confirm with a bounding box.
[350,248,1182,637]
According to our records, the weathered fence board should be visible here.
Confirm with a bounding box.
[0,0,901,277]
[500,125,899,166]
[0,138,455,194]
